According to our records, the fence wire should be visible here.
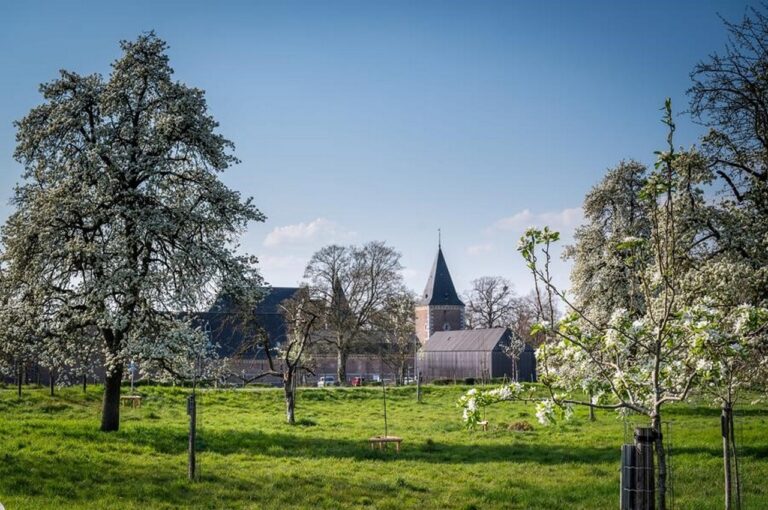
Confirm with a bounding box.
[620,414,677,510]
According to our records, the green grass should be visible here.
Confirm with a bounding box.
[0,384,767,509]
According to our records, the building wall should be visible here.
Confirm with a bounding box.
[415,305,429,345]
[418,348,537,382]
[418,351,493,381]
[415,304,465,345]
[311,354,416,383]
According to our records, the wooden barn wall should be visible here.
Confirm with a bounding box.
[419,351,494,381]
[419,349,537,382]
[491,351,513,379]
[517,349,537,382]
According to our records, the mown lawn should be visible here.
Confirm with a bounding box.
[0,384,766,509]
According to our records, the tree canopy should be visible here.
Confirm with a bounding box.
[1,32,263,431]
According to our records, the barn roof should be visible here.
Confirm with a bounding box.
[421,327,509,352]
[419,246,464,307]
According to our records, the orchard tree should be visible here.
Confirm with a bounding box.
[689,5,768,305]
[518,102,704,509]
[233,287,320,424]
[0,278,41,398]
[464,276,517,329]
[377,290,417,384]
[563,160,650,326]
[275,289,320,424]
[304,242,403,384]
[2,33,263,431]
[507,291,559,349]
[684,299,768,509]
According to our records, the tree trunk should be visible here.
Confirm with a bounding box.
[588,390,595,422]
[722,403,733,510]
[285,372,296,425]
[49,368,55,396]
[83,374,87,393]
[100,364,124,432]
[399,362,407,386]
[652,413,667,510]
[336,348,348,386]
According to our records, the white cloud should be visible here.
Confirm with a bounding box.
[489,207,583,234]
[263,217,356,248]
[257,254,308,286]
[467,243,494,255]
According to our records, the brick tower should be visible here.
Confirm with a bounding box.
[415,244,465,345]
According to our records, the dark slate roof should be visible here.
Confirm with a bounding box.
[196,287,300,358]
[254,287,303,315]
[419,247,465,307]
[422,327,510,352]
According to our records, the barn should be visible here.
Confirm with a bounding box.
[417,327,536,382]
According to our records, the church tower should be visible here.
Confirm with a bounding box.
[415,244,465,345]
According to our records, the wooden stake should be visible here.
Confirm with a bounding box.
[188,393,197,481]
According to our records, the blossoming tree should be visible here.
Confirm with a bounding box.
[1,33,263,431]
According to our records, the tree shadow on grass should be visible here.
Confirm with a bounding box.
[667,406,768,418]
[0,448,612,510]
[58,424,768,466]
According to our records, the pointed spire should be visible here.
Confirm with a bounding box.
[331,275,349,310]
[419,244,464,307]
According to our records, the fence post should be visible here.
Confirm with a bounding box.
[634,427,655,510]
[621,444,637,510]
[187,393,197,481]
[416,370,422,403]
[620,427,656,510]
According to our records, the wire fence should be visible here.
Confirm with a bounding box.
[620,415,676,510]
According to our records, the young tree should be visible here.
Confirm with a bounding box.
[277,290,320,424]
[463,276,517,329]
[501,332,526,382]
[222,286,319,423]
[377,291,417,385]
[2,33,263,431]
[518,102,702,509]
[683,299,768,510]
[304,242,403,385]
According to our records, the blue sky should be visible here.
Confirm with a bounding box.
[0,0,752,297]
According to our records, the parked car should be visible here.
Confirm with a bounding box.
[317,375,336,387]
[351,376,365,387]
[403,376,417,385]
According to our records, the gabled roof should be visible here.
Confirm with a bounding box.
[421,327,509,352]
[253,287,302,315]
[199,287,301,358]
[207,287,300,315]
[419,246,464,307]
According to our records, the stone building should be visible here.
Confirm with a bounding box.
[414,243,537,383]
[415,244,465,345]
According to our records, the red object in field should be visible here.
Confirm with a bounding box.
[351,377,365,387]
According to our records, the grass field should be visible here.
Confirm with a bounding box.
[0,384,767,509]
